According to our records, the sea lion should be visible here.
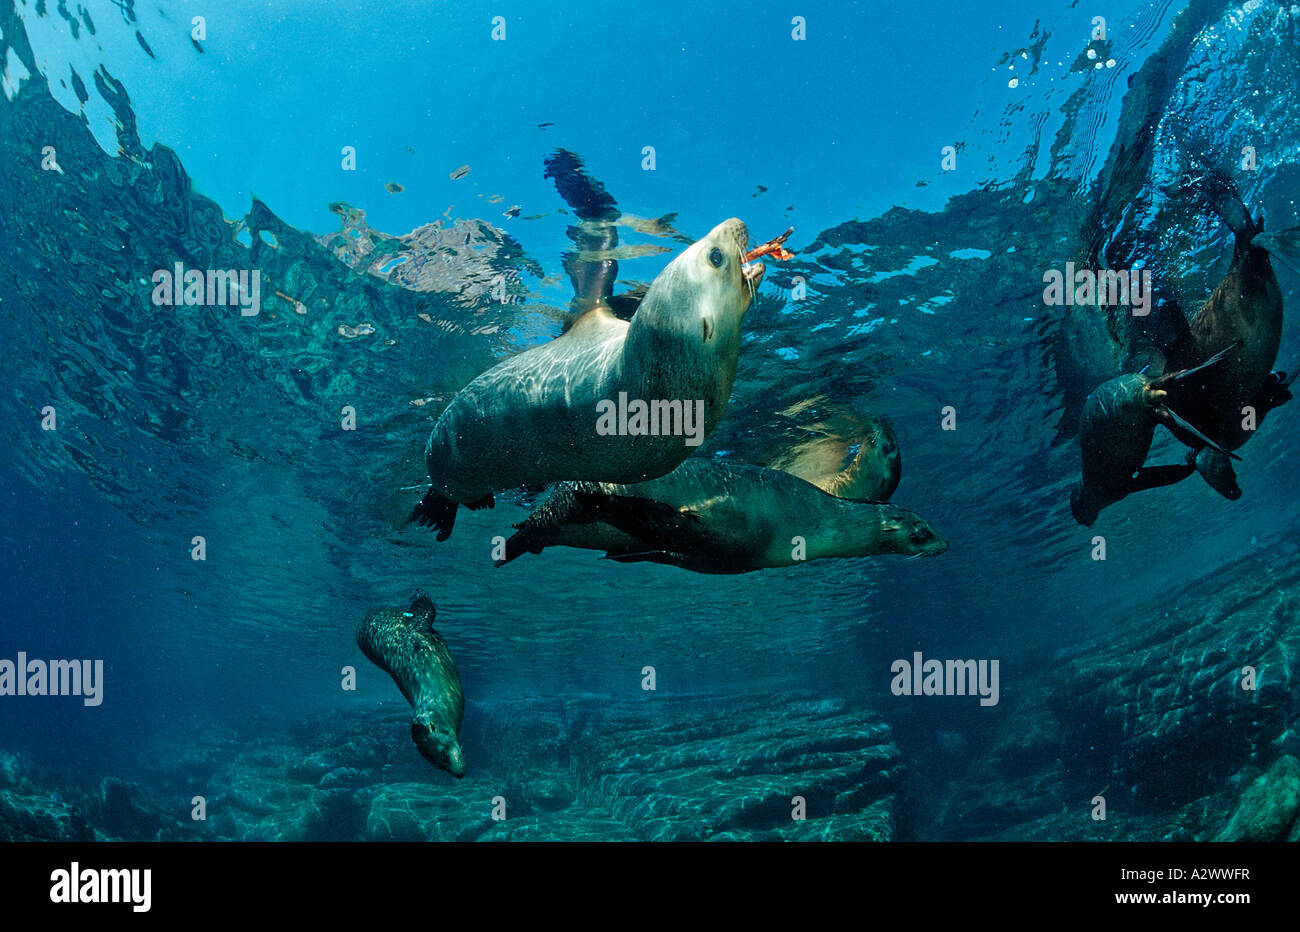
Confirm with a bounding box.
[495,458,947,574]
[355,591,466,778]
[767,416,901,501]
[1070,345,1238,526]
[410,217,764,540]
[1160,176,1299,496]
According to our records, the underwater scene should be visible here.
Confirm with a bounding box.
[1,0,1299,851]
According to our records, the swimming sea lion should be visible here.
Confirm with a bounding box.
[767,415,901,501]
[411,217,764,540]
[1070,345,1238,526]
[355,591,466,778]
[1160,175,1299,496]
[495,458,947,574]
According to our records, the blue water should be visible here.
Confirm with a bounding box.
[1,0,1298,840]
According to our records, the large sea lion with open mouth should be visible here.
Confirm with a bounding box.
[411,217,764,540]
[495,458,947,574]
[356,591,466,778]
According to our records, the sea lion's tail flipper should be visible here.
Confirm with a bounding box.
[1252,226,1300,275]
[408,590,436,620]
[571,490,702,545]
[409,487,458,541]
[1127,463,1196,493]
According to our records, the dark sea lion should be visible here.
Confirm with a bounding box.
[355,591,466,778]
[1070,346,1238,526]
[1160,176,1300,495]
[410,217,764,540]
[496,458,947,574]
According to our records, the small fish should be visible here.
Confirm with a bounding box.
[449,165,471,180]
[385,182,404,193]
[752,184,768,197]
[537,121,555,129]
[503,205,521,219]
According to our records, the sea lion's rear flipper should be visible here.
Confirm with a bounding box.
[1180,168,1258,242]
[1192,446,1242,500]
[1127,464,1195,493]
[1252,226,1300,275]
[495,531,543,568]
[408,590,436,620]
[409,488,458,542]
[571,490,701,545]
[1251,368,1296,414]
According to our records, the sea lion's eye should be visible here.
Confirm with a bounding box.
[708,247,725,268]
[913,528,933,543]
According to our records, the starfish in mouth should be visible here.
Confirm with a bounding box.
[743,226,795,263]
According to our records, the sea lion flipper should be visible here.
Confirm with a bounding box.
[571,489,701,544]
[601,550,686,567]
[1192,446,1243,500]
[409,488,458,541]
[495,531,543,567]
[1252,225,1300,275]
[1127,464,1195,493]
[465,493,495,511]
[1156,341,1238,387]
[1159,404,1241,460]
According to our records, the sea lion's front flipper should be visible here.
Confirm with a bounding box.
[465,493,495,511]
[1252,226,1300,275]
[1127,464,1195,493]
[409,488,458,542]
[1158,404,1241,460]
[571,490,701,545]
[601,550,688,567]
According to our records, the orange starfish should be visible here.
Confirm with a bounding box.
[744,227,795,262]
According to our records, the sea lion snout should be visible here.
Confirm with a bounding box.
[707,217,751,254]
[881,509,948,557]
[413,716,466,779]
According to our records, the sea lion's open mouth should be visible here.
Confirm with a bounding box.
[742,261,765,288]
